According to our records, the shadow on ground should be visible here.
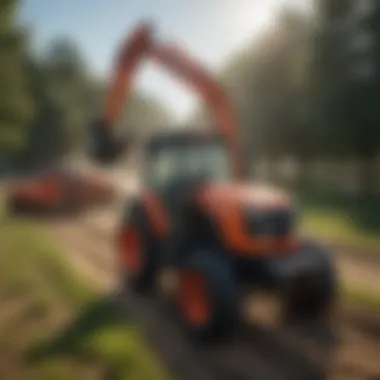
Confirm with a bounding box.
[25,295,137,379]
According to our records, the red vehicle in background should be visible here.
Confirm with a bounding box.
[6,166,116,215]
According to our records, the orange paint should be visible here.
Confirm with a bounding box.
[142,192,170,238]
[197,185,298,256]
[105,23,153,124]
[179,271,212,327]
[119,226,143,275]
[101,21,243,178]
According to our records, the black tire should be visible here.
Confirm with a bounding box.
[177,250,239,343]
[120,202,158,295]
[282,240,337,324]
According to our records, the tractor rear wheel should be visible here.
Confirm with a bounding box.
[119,204,158,295]
[178,250,238,343]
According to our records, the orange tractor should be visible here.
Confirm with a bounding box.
[89,22,337,342]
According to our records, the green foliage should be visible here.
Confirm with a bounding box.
[309,0,380,193]
[0,0,34,156]
[23,38,95,165]
[11,35,173,169]
[0,5,173,170]
[28,298,169,380]
[0,0,19,32]
[189,3,380,195]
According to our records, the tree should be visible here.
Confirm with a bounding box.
[0,0,34,158]
[312,0,380,194]
[23,36,173,167]
[189,8,315,166]
[22,38,93,165]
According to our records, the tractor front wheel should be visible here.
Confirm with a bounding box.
[282,241,337,325]
[178,250,238,343]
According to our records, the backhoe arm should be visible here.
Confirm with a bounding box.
[89,22,153,163]
[149,43,243,177]
[89,21,243,177]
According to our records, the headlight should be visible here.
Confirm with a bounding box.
[246,210,272,236]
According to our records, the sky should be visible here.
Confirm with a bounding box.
[19,0,312,121]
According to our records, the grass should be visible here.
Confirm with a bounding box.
[342,282,380,310]
[298,190,380,308]
[0,202,171,380]
[27,298,169,380]
[295,188,380,252]
[301,209,380,251]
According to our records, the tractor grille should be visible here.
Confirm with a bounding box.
[246,209,294,237]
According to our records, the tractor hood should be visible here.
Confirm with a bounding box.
[197,181,292,212]
[195,181,297,255]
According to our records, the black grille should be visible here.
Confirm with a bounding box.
[246,210,293,236]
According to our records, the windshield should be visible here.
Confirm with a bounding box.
[145,141,232,189]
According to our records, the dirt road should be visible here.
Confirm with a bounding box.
[47,201,380,380]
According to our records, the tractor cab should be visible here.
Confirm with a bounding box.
[141,130,232,192]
